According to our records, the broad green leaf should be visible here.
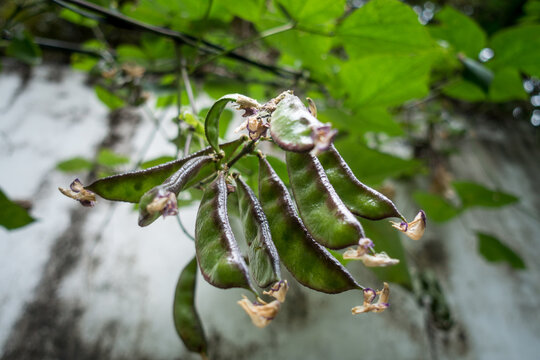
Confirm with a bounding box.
[488,24,540,77]
[489,67,528,102]
[97,149,130,167]
[477,232,525,269]
[59,8,98,27]
[214,0,266,21]
[173,257,208,356]
[362,220,412,289]
[339,54,433,108]
[334,137,422,186]
[181,112,205,136]
[94,86,125,110]
[412,191,461,222]
[453,181,519,208]
[204,94,240,152]
[6,31,42,66]
[0,188,35,230]
[442,79,486,102]
[318,107,403,137]
[336,0,434,58]
[71,53,98,72]
[56,157,93,172]
[429,6,486,58]
[141,156,176,169]
[274,0,345,27]
[86,139,244,203]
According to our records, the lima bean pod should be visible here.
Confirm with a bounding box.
[317,144,405,221]
[86,137,246,203]
[234,175,281,288]
[173,256,207,357]
[138,155,214,227]
[258,156,361,294]
[195,172,255,292]
[286,151,366,249]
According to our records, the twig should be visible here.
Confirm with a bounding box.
[176,213,195,241]
[227,139,257,168]
[51,0,302,79]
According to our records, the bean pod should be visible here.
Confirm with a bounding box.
[195,172,255,292]
[258,155,361,294]
[317,144,405,221]
[173,256,207,357]
[86,137,246,203]
[286,151,365,249]
[234,175,281,288]
[269,92,336,153]
[138,155,214,227]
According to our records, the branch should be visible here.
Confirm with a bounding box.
[51,0,303,80]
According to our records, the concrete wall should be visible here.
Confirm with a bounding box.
[0,65,539,360]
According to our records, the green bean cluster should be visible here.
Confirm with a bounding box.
[58,91,426,358]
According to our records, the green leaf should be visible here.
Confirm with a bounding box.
[70,53,98,72]
[181,112,205,136]
[336,0,434,58]
[362,220,412,289]
[214,0,266,21]
[6,31,42,66]
[0,188,35,230]
[204,94,240,152]
[56,157,93,172]
[140,156,176,169]
[442,79,487,102]
[477,232,525,269]
[412,191,461,222]
[318,107,403,137]
[489,67,528,102]
[339,54,433,108]
[59,8,98,27]
[453,181,519,208]
[275,0,345,27]
[334,137,422,186]
[488,24,540,77]
[97,149,130,167]
[429,6,486,58]
[94,86,125,110]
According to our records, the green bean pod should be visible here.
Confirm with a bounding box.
[138,155,214,227]
[286,151,365,249]
[258,156,361,294]
[173,256,208,357]
[269,92,336,153]
[195,172,255,292]
[317,144,405,221]
[234,175,281,288]
[86,137,246,203]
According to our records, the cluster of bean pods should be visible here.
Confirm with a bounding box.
[59,91,425,358]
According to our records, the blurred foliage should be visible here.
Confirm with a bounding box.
[0,188,35,230]
[477,232,526,269]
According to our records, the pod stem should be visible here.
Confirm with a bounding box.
[227,139,258,168]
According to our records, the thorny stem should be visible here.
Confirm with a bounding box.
[51,0,302,79]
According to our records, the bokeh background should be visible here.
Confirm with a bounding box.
[1,0,539,359]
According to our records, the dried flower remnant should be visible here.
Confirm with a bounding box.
[236,95,261,117]
[306,97,317,117]
[390,210,426,240]
[235,116,269,140]
[237,295,281,328]
[58,178,96,207]
[343,238,399,267]
[311,124,338,155]
[121,63,146,79]
[263,280,289,303]
[352,282,390,315]
[146,191,178,217]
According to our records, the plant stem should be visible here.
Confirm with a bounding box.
[227,139,257,168]
[176,213,195,241]
[191,22,295,72]
[51,0,302,79]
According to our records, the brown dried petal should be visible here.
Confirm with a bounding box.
[390,210,426,240]
[263,280,289,303]
[58,179,96,207]
[237,295,280,328]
